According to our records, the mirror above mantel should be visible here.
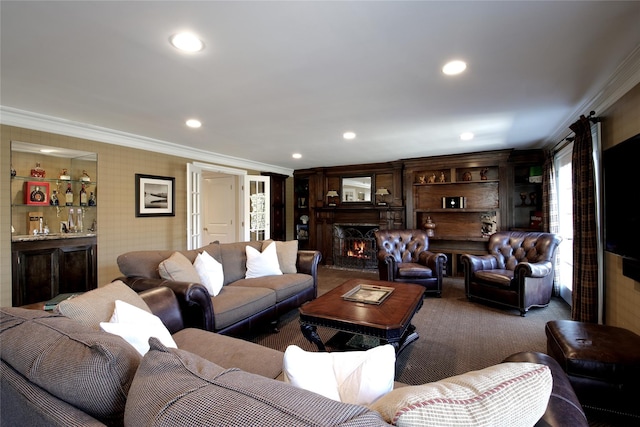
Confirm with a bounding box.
[341,176,372,203]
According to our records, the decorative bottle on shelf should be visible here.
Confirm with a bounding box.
[30,186,46,203]
[65,183,74,206]
[30,162,46,178]
[76,208,83,232]
[67,208,75,232]
[79,184,88,206]
[50,190,59,206]
[88,192,96,206]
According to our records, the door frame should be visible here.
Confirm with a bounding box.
[187,162,247,249]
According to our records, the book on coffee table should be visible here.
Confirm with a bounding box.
[341,284,394,305]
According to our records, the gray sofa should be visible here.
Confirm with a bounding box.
[1,286,385,427]
[116,240,321,335]
[1,284,588,427]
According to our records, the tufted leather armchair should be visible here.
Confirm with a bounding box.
[374,229,447,297]
[461,231,562,316]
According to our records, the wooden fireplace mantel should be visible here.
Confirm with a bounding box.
[314,206,405,265]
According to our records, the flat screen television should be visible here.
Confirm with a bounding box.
[603,132,640,281]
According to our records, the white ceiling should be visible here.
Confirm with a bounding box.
[2,1,640,175]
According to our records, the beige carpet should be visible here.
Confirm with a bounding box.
[248,266,571,385]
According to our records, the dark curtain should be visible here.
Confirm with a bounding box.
[570,115,599,322]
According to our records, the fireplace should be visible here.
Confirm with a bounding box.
[333,224,379,269]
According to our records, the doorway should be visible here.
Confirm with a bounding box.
[187,162,246,250]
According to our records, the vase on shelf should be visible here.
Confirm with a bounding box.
[423,216,436,237]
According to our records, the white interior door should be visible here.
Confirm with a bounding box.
[203,175,236,243]
[244,175,270,241]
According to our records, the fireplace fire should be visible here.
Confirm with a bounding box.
[333,224,379,269]
[347,240,368,258]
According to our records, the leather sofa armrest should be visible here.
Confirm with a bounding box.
[138,286,185,334]
[418,251,447,271]
[460,253,497,273]
[296,250,322,275]
[378,254,398,281]
[514,260,553,279]
[502,351,588,427]
[297,250,322,297]
[117,276,215,332]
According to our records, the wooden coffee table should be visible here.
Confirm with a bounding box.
[299,279,424,354]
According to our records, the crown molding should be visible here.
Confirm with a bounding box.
[0,107,293,177]
[545,44,640,147]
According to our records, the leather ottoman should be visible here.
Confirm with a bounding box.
[545,320,640,416]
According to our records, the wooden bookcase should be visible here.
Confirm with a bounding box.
[404,150,511,275]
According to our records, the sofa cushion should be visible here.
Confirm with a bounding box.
[56,280,152,330]
[229,273,314,303]
[172,327,284,379]
[263,239,299,274]
[100,300,177,356]
[283,344,395,406]
[194,250,224,296]
[397,262,433,278]
[218,241,263,285]
[158,251,202,283]
[125,338,391,427]
[245,241,283,278]
[370,362,552,427]
[210,286,276,330]
[0,307,141,425]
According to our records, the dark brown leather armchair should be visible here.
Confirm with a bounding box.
[461,231,562,316]
[374,229,447,297]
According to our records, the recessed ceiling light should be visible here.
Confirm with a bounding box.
[460,132,474,141]
[40,149,56,153]
[170,32,204,52]
[343,132,356,140]
[443,60,467,75]
[186,119,202,128]
[292,153,302,159]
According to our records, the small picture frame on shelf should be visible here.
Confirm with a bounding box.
[296,224,309,240]
[24,181,50,206]
[442,196,465,209]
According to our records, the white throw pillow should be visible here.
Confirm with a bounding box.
[245,241,283,278]
[370,362,552,427]
[194,251,224,296]
[100,300,177,356]
[283,344,395,406]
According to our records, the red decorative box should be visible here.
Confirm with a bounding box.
[24,181,50,206]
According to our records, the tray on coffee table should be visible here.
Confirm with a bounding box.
[341,284,394,305]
